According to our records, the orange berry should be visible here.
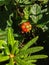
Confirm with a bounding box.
[21,21,32,33]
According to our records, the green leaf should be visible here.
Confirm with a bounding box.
[27,60,37,63]
[23,6,30,19]
[3,45,10,55]
[30,15,42,23]
[0,40,7,49]
[21,36,38,50]
[0,40,10,55]
[15,57,28,65]
[16,63,19,65]
[20,19,27,24]
[7,27,15,48]
[37,24,48,32]
[30,4,42,23]
[0,30,7,40]
[12,40,19,54]
[7,13,13,27]
[24,61,36,65]
[23,0,31,4]
[30,4,41,15]
[26,46,43,54]
[21,46,44,55]
[9,58,14,65]
[27,63,36,65]
[15,0,29,4]
[43,0,48,4]
[0,55,9,62]
[25,55,48,60]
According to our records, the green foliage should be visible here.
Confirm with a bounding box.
[30,4,42,23]
[0,27,48,65]
[0,30,7,40]
[7,27,15,48]
[0,54,9,62]
[20,46,44,55]
[21,36,38,50]
[0,0,11,6]
[0,0,49,65]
